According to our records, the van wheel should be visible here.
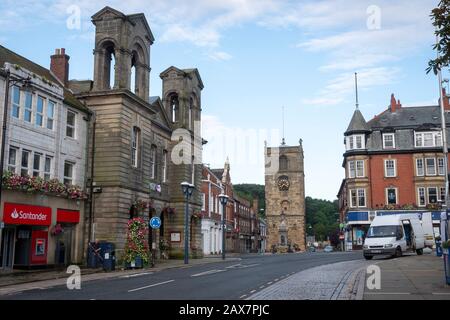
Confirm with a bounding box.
[394,247,402,258]
[364,255,373,260]
[416,248,423,255]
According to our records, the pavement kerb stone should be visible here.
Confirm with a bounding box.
[0,257,242,295]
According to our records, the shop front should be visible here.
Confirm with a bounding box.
[0,193,84,271]
[344,211,372,251]
[1,203,51,269]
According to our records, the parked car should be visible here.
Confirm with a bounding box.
[323,245,333,253]
[307,246,316,252]
[363,213,425,260]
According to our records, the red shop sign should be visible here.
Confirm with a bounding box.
[3,203,51,226]
[57,209,80,223]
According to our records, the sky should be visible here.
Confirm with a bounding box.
[0,0,445,201]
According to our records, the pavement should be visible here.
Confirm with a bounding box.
[363,253,450,300]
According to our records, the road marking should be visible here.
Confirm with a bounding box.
[432,292,450,295]
[226,264,241,269]
[121,272,153,278]
[191,269,227,277]
[90,299,96,300]
[250,290,256,294]
[242,263,260,268]
[274,278,279,281]
[364,292,411,295]
[267,282,272,285]
[259,285,265,289]
[128,280,174,292]
[240,294,247,299]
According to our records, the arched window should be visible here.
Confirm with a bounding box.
[102,43,116,90]
[170,94,179,123]
[279,155,288,171]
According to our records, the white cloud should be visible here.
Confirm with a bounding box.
[208,51,233,61]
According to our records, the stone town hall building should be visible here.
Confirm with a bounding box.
[69,7,205,260]
[264,140,306,252]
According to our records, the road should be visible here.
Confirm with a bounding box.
[1,251,362,300]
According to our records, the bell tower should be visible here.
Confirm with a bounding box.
[91,6,154,101]
[264,139,306,252]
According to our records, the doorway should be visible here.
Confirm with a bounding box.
[0,228,15,270]
[55,225,73,266]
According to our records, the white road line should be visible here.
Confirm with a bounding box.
[267,282,273,285]
[432,292,450,295]
[274,278,279,281]
[226,264,241,269]
[121,272,153,278]
[242,264,260,268]
[127,280,174,292]
[259,285,265,289]
[191,269,227,277]
[240,294,247,299]
[364,292,411,295]
[250,290,256,294]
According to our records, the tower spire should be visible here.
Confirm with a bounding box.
[281,106,286,145]
[355,72,359,110]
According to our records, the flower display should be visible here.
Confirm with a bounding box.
[123,218,150,265]
[2,171,87,200]
[133,199,148,213]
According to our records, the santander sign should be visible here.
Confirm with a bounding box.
[3,203,51,226]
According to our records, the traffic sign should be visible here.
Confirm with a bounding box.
[149,217,161,229]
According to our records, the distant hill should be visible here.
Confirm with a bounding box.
[233,184,265,216]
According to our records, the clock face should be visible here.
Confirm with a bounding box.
[277,176,290,191]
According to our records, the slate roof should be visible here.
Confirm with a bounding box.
[211,169,224,180]
[345,109,370,135]
[0,45,89,113]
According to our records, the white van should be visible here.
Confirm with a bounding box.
[421,212,435,248]
[363,214,425,260]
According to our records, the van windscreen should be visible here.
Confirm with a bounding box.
[367,225,402,238]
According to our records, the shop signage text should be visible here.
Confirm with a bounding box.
[3,203,51,226]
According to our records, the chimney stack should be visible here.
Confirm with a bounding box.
[390,93,401,112]
[440,88,450,111]
[50,48,70,87]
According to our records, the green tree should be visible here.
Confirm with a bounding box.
[427,0,450,74]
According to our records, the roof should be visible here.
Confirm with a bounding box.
[345,108,370,135]
[0,45,89,113]
[160,66,204,89]
[210,169,224,180]
[368,105,449,129]
[149,96,159,104]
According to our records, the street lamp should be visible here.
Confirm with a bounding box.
[181,181,195,264]
[218,193,229,260]
[0,69,32,212]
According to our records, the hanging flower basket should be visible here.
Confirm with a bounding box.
[51,223,64,236]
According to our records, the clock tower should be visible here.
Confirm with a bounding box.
[264,139,306,252]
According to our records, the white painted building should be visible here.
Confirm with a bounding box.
[0,46,90,270]
[200,166,224,255]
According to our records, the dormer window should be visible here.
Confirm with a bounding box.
[346,134,365,151]
[382,133,395,149]
[414,131,442,148]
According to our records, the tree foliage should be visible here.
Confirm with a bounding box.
[427,0,450,74]
[233,184,265,216]
[305,197,339,243]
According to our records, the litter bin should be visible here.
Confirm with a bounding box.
[444,250,450,285]
[87,242,101,268]
[98,242,115,272]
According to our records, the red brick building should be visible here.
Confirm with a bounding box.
[338,93,448,250]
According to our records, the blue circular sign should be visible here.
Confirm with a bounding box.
[149,217,161,229]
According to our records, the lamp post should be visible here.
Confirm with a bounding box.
[0,69,32,211]
[181,181,195,264]
[218,193,229,260]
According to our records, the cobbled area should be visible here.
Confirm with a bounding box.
[247,259,373,300]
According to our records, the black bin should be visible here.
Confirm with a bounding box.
[98,242,115,272]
